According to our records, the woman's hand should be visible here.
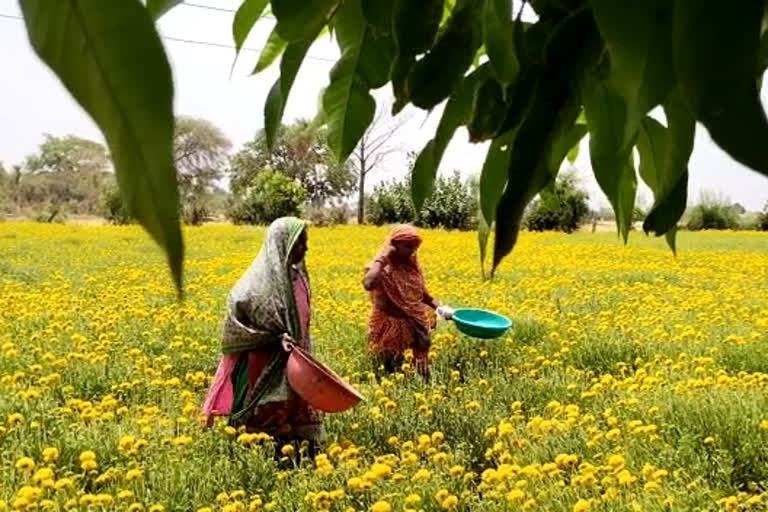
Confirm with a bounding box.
[281,333,296,351]
[436,305,455,320]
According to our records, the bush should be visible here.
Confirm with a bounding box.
[32,204,66,224]
[305,204,352,226]
[367,172,477,230]
[524,173,589,233]
[227,169,307,225]
[418,172,477,230]
[759,203,768,231]
[366,180,416,226]
[686,202,742,230]
[102,187,133,225]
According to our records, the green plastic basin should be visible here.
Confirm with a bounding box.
[452,308,512,339]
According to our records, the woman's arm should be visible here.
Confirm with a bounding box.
[362,260,384,290]
[362,245,394,291]
[422,289,439,310]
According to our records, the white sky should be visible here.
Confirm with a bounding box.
[1,0,768,211]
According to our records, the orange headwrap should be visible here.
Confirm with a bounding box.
[367,225,422,270]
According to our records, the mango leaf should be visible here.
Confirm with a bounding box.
[272,0,338,42]
[566,141,580,163]
[493,8,601,272]
[362,0,394,36]
[482,0,519,86]
[468,75,506,142]
[323,0,393,161]
[253,28,288,74]
[674,0,768,177]
[412,66,488,210]
[233,0,270,55]
[393,0,444,57]
[406,3,481,109]
[264,38,315,149]
[584,79,637,242]
[478,209,491,277]
[636,91,694,250]
[480,129,515,226]
[145,0,181,20]
[591,0,674,149]
[20,0,183,293]
[550,123,587,173]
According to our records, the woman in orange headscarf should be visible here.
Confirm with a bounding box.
[362,225,452,376]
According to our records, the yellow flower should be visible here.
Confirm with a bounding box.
[125,469,143,481]
[404,494,422,507]
[573,499,590,512]
[644,481,661,493]
[8,413,24,426]
[42,447,59,463]
[55,478,74,490]
[15,457,36,472]
[506,489,525,504]
[79,450,97,462]
[148,505,165,512]
[33,467,54,482]
[118,490,135,501]
[370,501,391,512]
[128,504,145,512]
[412,469,432,481]
[441,495,458,509]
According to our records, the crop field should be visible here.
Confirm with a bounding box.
[1,223,768,511]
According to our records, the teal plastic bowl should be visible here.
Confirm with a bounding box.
[452,308,512,339]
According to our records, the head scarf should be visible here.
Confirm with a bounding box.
[368,224,422,271]
[223,217,306,353]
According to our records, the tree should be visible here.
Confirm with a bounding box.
[16,1,768,290]
[759,202,768,231]
[525,173,590,233]
[732,202,747,215]
[230,120,355,207]
[173,117,232,224]
[226,168,307,225]
[350,103,408,224]
[25,134,110,214]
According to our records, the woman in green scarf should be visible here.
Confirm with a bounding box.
[202,217,324,455]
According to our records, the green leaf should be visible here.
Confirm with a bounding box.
[493,8,602,272]
[264,38,315,149]
[322,0,392,160]
[482,0,519,86]
[406,3,482,109]
[480,129,515,225]
[550,123,587,173]
[411,66,488,210]
[145,0,181,20]
[591,0,674,148]
[362,0,394,36]
[674,0,768,177]
[584,79,637,242]
[272,0,338,42]
[21,0,183,293]
[468,75,506,142]
[478,209,491,277]
[233,0,270,54]
[393,0,444,57]
[566,141,580,163]
[636,90,694,243]
[253,28,288,74]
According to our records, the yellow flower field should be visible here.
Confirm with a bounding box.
[1,223,768,512]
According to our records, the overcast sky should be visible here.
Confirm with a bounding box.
[1,0,768,211]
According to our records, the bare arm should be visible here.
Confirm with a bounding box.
[423,289,439,310]
[362,260,384,291]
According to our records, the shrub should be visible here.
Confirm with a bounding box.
[759,202,768,231]
[524,173,589,233]
[102,187,133,225]
[227,169,307,225]
[366,180,415,226]
[305,204,352,226]
[686,201,741,230]
[367,172,477,230]
[418,172,477,230]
